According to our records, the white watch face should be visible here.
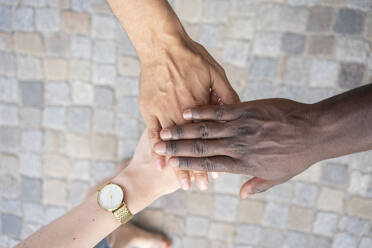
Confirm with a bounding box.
[98,183,124,211]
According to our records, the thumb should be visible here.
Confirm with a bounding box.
[211,68,240,104]
[239,177,284,199]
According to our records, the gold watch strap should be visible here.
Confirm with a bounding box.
[113,204,133,224]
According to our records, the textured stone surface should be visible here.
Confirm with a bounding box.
[1,1,372,246]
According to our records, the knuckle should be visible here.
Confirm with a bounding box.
[193,140,207,155]
[200,158,215,172]
[235,125,255,136]
[198,123,209,138]
[166,142,177,154]
[215,106,226,120]
[238,108,259,121]
[148,128,160,140]
[174,126,184,139]
[179,158,192,169]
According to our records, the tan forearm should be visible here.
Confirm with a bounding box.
[107,0,187,60]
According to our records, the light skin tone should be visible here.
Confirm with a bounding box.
[107,0,239,190]
[154,84,372,198]
[16,132,179,248]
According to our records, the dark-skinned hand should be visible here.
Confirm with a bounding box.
[154,99,321,199]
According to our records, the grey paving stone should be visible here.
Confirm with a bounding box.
[307,35,335,56]
[313,212,339,237]
[304,87,337,104]
[71,0,91,11]
[1,199,22,216]
[249,57,278,79]
[17,57,43,80]
[117,97,139,117]
[308,236,331,248]
[14,7,34,31]
[235,224,261,245]
[338,216,369,236]
[281,33,306,54]
[20,81,44,107]
[21,130,42,151]
[116,118,138,138]
[223,40,250,67]
[266,182,294,204]
[284,57,312,85]
[274,85,306,102]
[338,62,366,89]
[321,163,349,186]
[0,104,18,126]
[92,63,116,85]
[259,228,284,248]
[0,52,15,76]
[71,36,91,59]
[118,139,137,159]
[45,33,70,57]
[36,8,60,32]
[293,182,318,207]
[68,160,91,181]
[45,82,70,105]
[92,40,116,63]
[93,109,114,133]
[336,37,368,63]
[1,214,22,239]
[44,206,66,224]
[185,216,209,236]
[310,59,338,88]
[68,180,90,207]
[23,0,46,6]
[162,190,188,216]
[202,0,229,23]
[253,31,282,57]
[163,215,185,235]
[0,77,18,102]
[116,76,139,97]
[213,195,239,222]
[208,222,235,242]
[0,127,20,152]
[199,25,222,48]
[288,0,319,5]
[332,233,357,248]
[242,80,274,101]
[67,107,92,134]
[263,202,288,229]
[42,107,66,129]
[92,161,116,181]
[333,8,365,35]
[116,29,137,56]
[23,202,43,224]
[307,6,334,32]
[360,237,372,248]
[348,0,372,9]
[21,176,42,202]
[94,86,114,107]
[20,153,42,178]
[182,237,208,248]
[214,173,241,195]
[227,17,255,40]
[0,6,11,31]
[283,231,307,248]
[92,15,117,39]
[72,81,93,105]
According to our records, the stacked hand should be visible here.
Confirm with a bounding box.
[139,37,239,190]
[154,99,320,198]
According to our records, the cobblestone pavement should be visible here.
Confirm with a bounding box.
[0,0,372,247]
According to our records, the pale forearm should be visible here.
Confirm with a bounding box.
[311,83,372,161]
[107,0,187,60]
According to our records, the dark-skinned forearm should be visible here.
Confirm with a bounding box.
[311,83,372,161]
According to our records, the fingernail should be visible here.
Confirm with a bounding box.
[160,129,172,140]
[211,172,219,179]
[154,143,166,155]
[181,179,190,190]
[241,190,251,199]
[183,109,192,120]
[169,158,179,168]
[156,159,163,170]
[199,181,208,190]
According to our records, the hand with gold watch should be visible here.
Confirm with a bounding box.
[16,131,180,248]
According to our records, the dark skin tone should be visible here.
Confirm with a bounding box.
[154,84,372,199]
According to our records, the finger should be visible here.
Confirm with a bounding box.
[173,167,191,191]
[211,68,240,104]
[183,104,241,121]
[239,177,285,199]
[154,139,231,157]
[160,122,232,141]
[210,90,222,105]
[169,156,253,176]
[192,170,209,191]
[146,116,165,170]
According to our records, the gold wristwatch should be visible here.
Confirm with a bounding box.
[97,182,133,224]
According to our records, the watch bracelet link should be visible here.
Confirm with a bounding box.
[113,204,133,224]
